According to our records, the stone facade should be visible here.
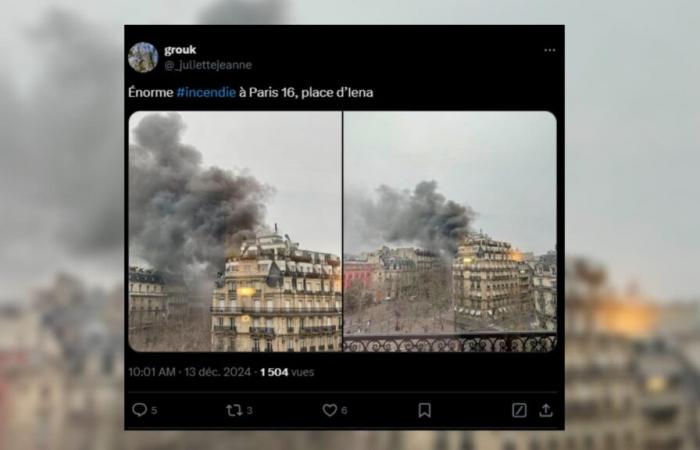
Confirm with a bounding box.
[532,251,557,331]
[127,267,189,331]
[452,233,533,322]
[364,246,443,302]
[211,231,342,352]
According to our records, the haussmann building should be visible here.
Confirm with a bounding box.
[211,229,342,352]
[452,233,533,325]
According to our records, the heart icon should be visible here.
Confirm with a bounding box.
[322,403,338,417]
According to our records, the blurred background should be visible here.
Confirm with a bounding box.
[1,0,699,449]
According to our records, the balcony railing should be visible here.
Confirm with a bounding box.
[212,325,237,333]
[277,289,340,296]
[300,325,337,335]
[249,327,276,335]
[210,306,341,315]
[343,331,557,352]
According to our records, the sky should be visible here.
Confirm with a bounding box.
[129,111,342,257]
[344,112,556,255]
[0,0,699,300]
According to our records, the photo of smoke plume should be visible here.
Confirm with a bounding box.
[128,111,341,352]
[343,112,557,352]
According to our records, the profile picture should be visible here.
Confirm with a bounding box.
[128,42,159,73]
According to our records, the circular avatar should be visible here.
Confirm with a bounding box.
[128,42,159,73]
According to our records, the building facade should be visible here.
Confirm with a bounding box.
[452,233,534,323]
[532,251,557,331]
[363,246,443,302]
[211,231,342,352]
[127,267,189,331]
[127,268,167,330]
[343,261,374,290]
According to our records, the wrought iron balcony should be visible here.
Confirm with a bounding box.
[212,325,237,333]
[249,326,276,335]
[343,331,557,352]
[210,306,341,316]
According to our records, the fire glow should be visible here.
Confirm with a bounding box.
[237,287,256,297]
[596,299,659,338]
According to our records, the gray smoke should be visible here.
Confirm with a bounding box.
[129,113,271,288]
[199,0,287,24]
[345,181,475,256]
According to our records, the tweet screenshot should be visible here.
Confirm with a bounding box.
[125,25,564,430]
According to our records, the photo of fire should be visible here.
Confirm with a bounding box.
[1,0,699,448]
[127,111,341,352]
[343,112,558,352]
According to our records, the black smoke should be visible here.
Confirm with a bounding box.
[129,113,271,290]
[345,180,476,256]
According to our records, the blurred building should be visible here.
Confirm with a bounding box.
[0,273,125,450]
[0,303,64,450]
[452,233,533,324]
[635,339,700,450]
[211,228,342,352]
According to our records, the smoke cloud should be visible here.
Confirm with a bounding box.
[345,180,475,256]
[199,0,287,24]
[129,112,271,289]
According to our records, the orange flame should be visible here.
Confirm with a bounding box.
[595,297,658,338]
[509,250,524,262]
